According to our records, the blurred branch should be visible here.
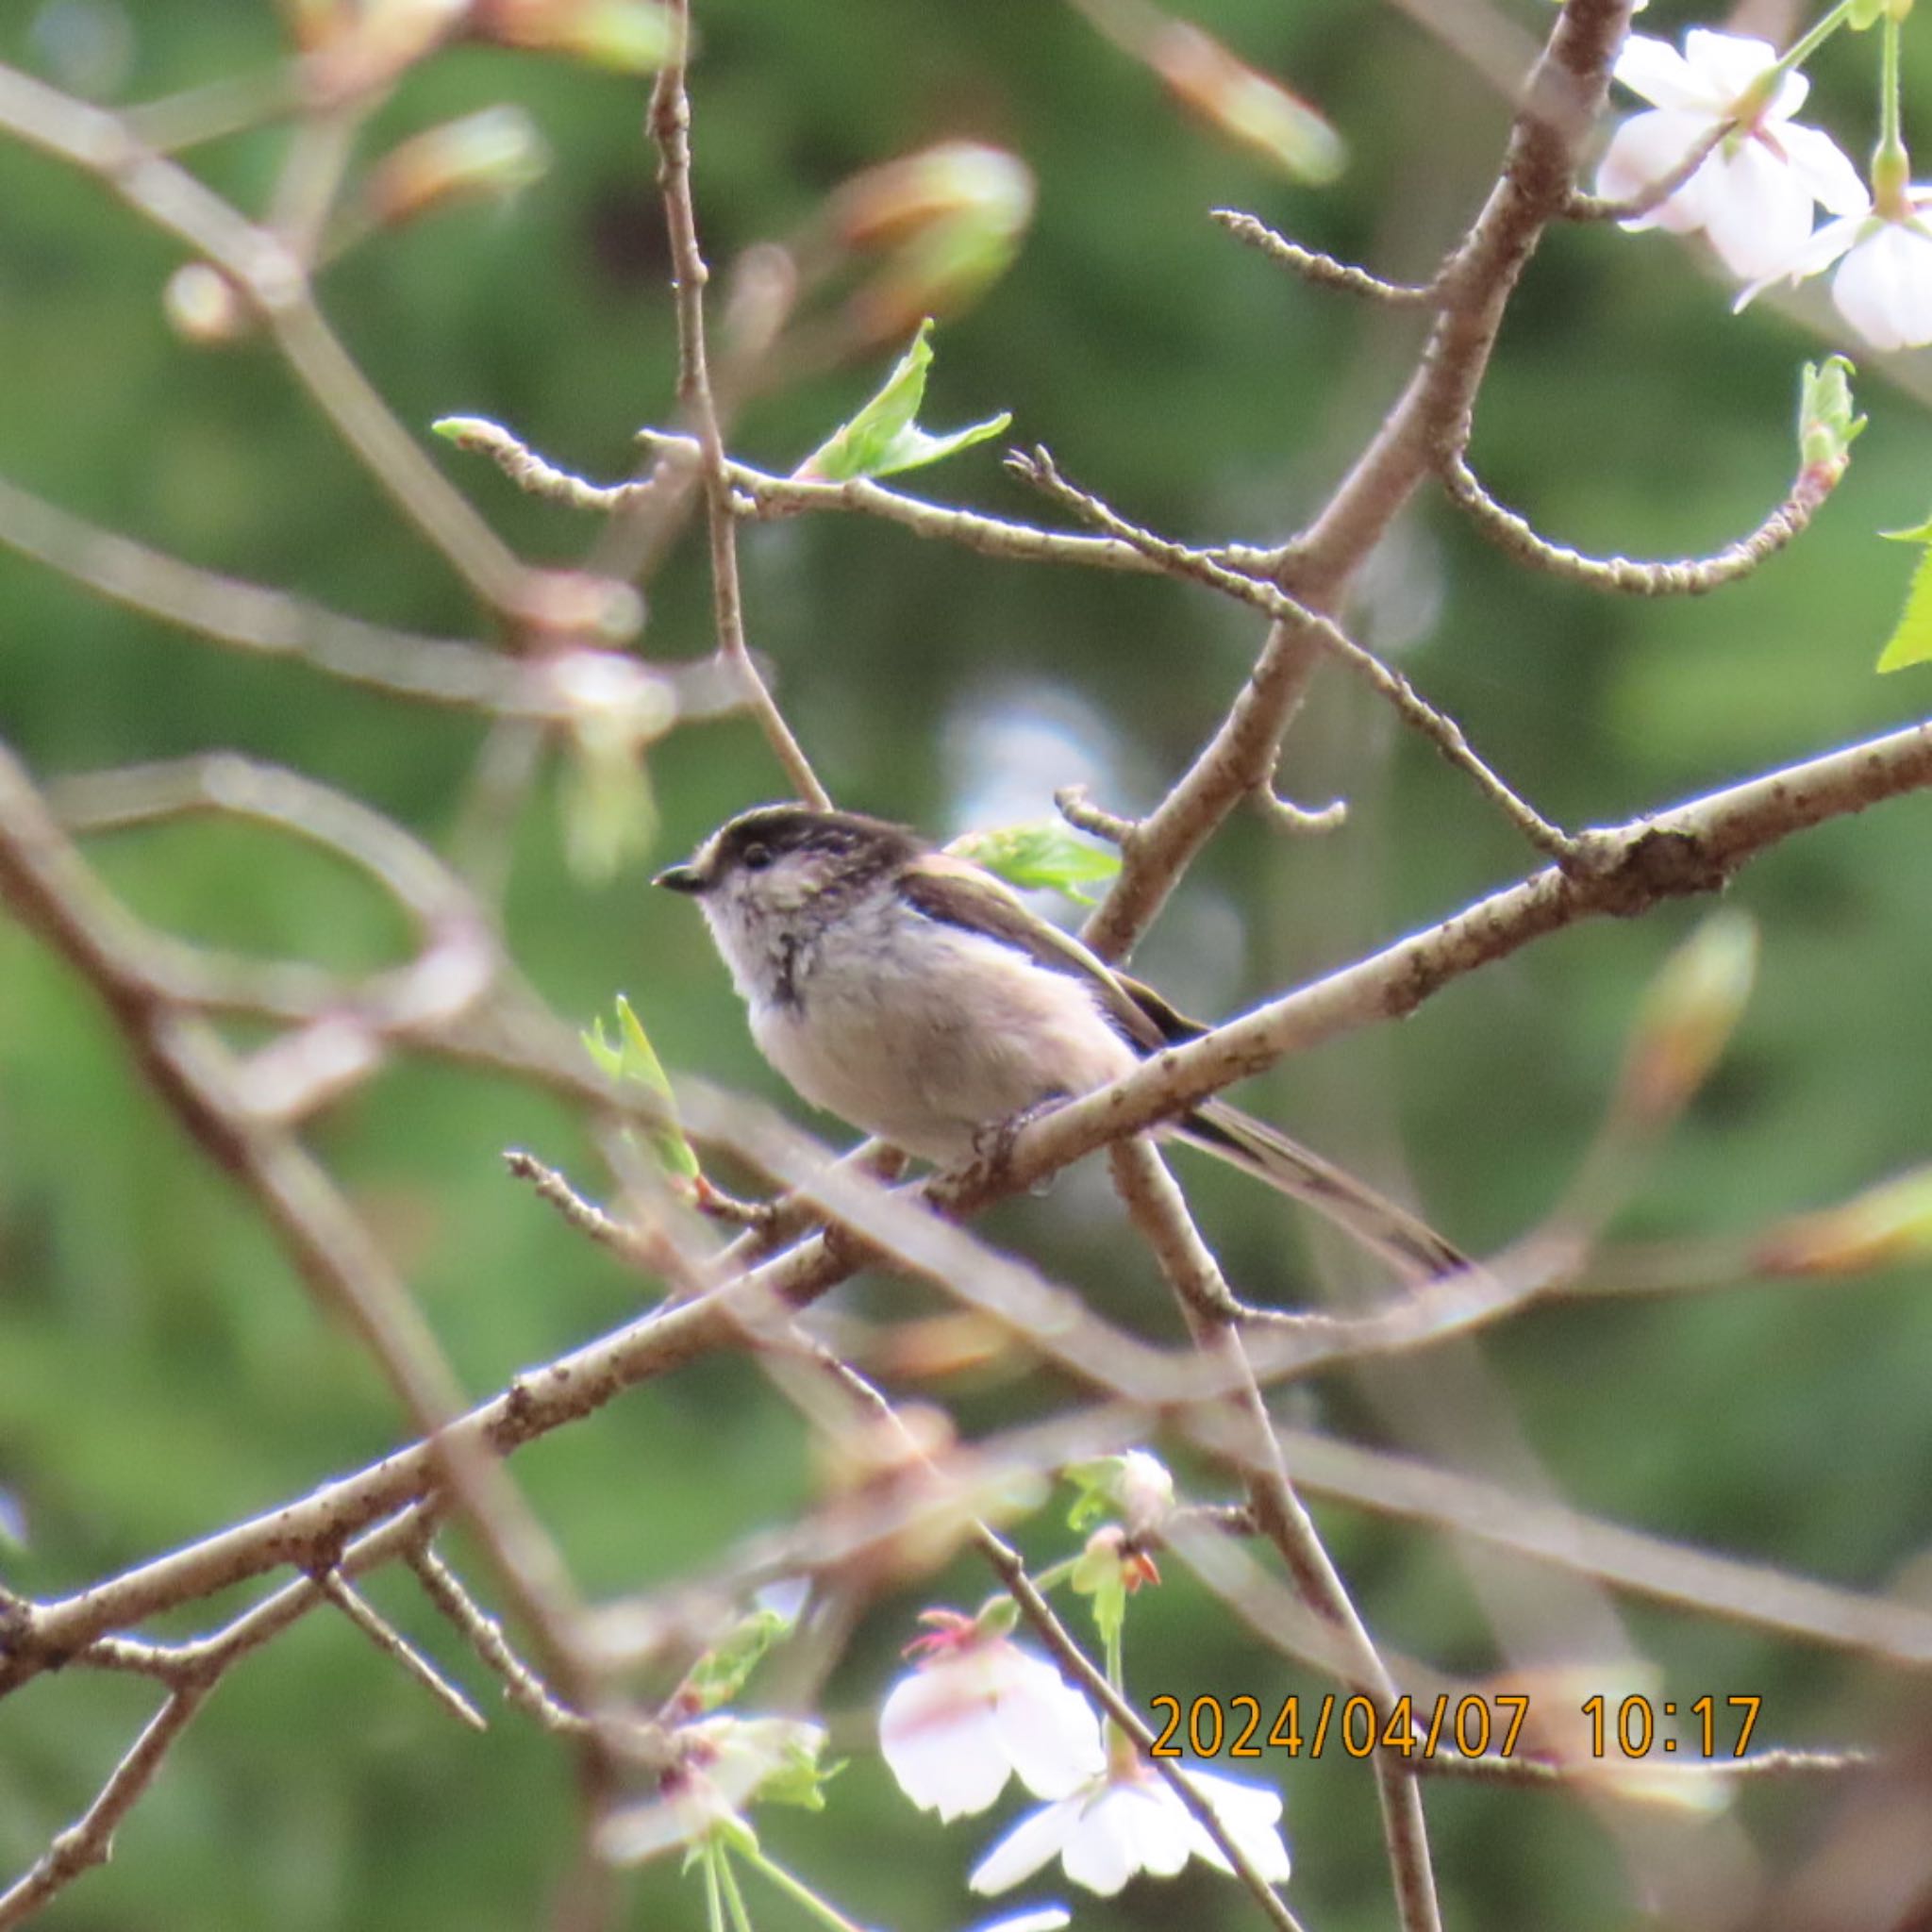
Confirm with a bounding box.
[0,59,532,614]
[125,61,308,153]
[0,474,580,718]
[0,739,602,1730]
[49,753,500,1114]
[1263,1426,1932,1669]
[1378,0,1542,101]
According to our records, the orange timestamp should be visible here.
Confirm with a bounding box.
[1148,1692,1532,1761]
[1148,1692,1765,1761]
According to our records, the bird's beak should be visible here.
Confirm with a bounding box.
[654,861,706,893]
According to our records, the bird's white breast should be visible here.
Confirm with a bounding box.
[731,889,1139,1164]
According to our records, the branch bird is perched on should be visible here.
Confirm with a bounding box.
[657,804,1463,1278]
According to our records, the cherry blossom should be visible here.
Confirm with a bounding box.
[968,1757,1290,1900]
[879,1613,1106,1822]
[1738,190,1932,350]
[1596,28,1864,281]
[598,1714,830,1863]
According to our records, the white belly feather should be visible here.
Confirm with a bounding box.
[747,903,1139,1164]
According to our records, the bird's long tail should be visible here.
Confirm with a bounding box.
[1179,1098,1467,1280]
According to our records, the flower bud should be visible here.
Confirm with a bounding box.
[308,0,468,96]
[825,143,1035,343]
[363,106,548,229]
[1754,1167,1932,1276]
[475,0,675,72]
[1147,22,1344,183]
[1614,909,1757,1127]
[163,263,253,345]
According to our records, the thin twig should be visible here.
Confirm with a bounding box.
[0,1688,209,1929]
[1053,782,1138,845]
[979,1531,1312,1932]
[1564,121,1729,224]
[1213,208,1441,306]
[504,1149,658,1265]
[451,414,1160,575]
[408,1543,591,1736]
[1441,449,1831,595]
[316,1569,487,1729]
[1110,1141,1442,1932]
[1009,446,1574,861]
[1252,781,1349,836]
[646,18,827,809]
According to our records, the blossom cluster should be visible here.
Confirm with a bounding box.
[879,1613,1291,1902]
[1600,18,1932,351]
[875,1451,1290,1913]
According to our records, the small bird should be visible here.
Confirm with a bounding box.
[657,804,1462,1277]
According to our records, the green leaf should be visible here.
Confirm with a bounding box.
[582,994,702,1181]
[758,1744,840,1813]
[1875,541,1932,672]
[1797,355,1864,478]
[1069,1541,1128,1654]
[794,320,1010,482]
[945,819,1122,902]
[676,1604,799,1714]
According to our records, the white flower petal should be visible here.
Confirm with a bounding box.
[1702,138,1817,279]
[1612,35,1707,111]
[1184,1769,1292,1884]
[1757,66,1810,125]
[1834,221,1932,350]
[1596,110,1718,233]
[1731,208,1863,313]
[1681,29,1778,105]
[880,1673,1012,1819]
[1117,1450,1175,1536]
[1059,1790,1150,1896]
[1122,1785,1195,1878]
[993,1662,1106,1801]
[970,1800,1080,1897]
[1779,123,1869,217]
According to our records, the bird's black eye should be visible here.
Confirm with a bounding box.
[741,841,774,872]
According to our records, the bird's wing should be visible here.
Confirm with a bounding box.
[898,855,1174,1055]
[904,859,1465,1274]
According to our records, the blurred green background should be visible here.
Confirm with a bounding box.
[3,1,1932,1927]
